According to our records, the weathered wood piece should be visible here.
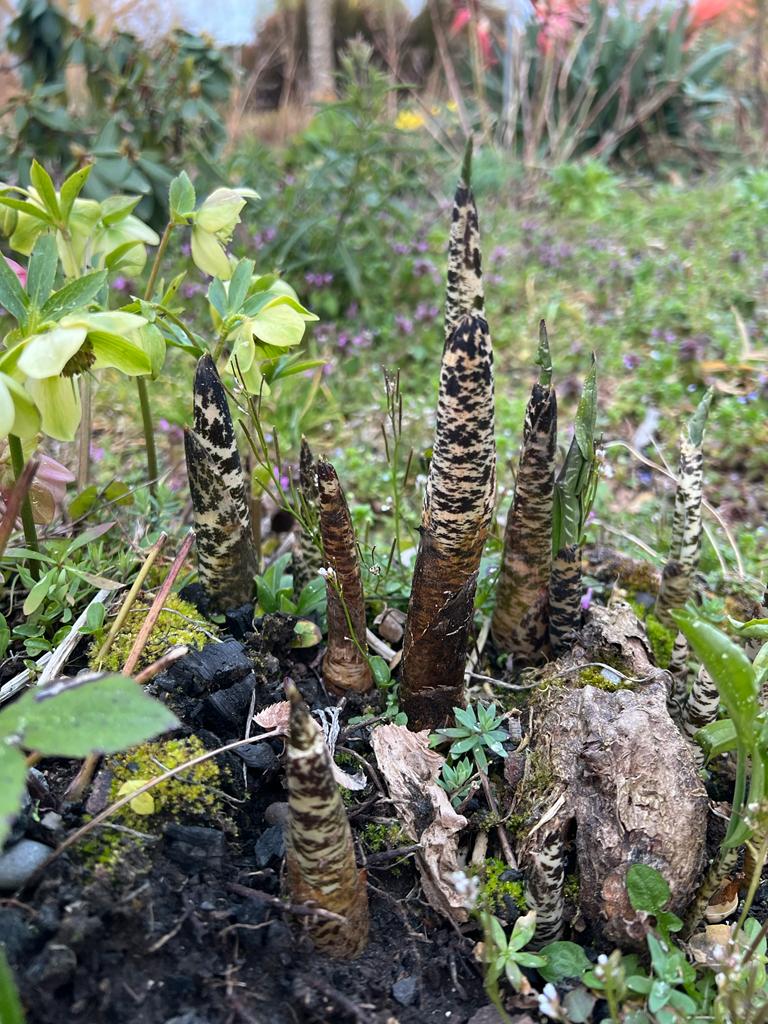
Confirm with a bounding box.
[516,603,708,948]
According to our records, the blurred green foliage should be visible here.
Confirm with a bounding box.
[1,0,234,226]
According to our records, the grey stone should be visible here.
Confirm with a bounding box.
[392,975,418,1007]
[0,839,50,890]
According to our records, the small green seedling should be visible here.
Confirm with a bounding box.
[438,756,475,808]
[0,672,178,847]
[431,702,509,773]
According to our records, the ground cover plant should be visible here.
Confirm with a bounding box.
[1,18,768,1017]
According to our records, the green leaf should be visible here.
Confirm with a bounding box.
[100,195,141,227]
[227,258,254,314]
[368,655,391,687]
[59,165,92,223]
[207,278,228,319]
[290,619,322,649]
[538,941,592,983]
[169,171,196,221]
[672,610,759,746]
[0,742,28,851]
[0,249,30,324]
[29,161,61,222]
[627,864,671,915]
[0,673,179,757]
[695,718,737,760]
[563,987,596,1024]
[22,568,57,616]
[509,909,538,951]
[0,196,53,223]
[68,485,98,519]
[26,234,58,307]
[41,269,107,320]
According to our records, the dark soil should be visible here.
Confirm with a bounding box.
[2,610,489,1024]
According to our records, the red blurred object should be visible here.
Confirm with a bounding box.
[450,4,498,66]
[690,0,733,27]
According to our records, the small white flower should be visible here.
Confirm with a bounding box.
[597,953,608,964]
[538,983,562,1020]
[446,870,480,910]
[318,566,337,582]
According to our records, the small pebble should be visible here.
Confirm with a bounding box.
[0,839,50,891]
[392,975,418,1007]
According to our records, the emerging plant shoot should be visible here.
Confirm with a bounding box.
[184,354,258,610]
[284,682,369,958]
[548,357,598,655]
[492,321,557,665]
[317,457,372,694]
[401,149,496,729]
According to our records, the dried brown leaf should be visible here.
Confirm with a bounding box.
[370,724,468,922]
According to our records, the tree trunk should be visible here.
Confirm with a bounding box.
[307,0,334,101]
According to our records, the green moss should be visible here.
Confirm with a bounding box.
[474,857,527,914]
[78,736,230,872]
[360,821,407,853]
[576,666,623,691]
[90,593,214,672]
[564,873,580,903]
[108,735,227,832]
[645,614,675,669]
[629,600,675,668]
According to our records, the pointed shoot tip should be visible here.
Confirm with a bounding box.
[536,319,552,385]
[461,136,473,187]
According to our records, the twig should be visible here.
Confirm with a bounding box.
[365,628,397,661]
[123,530,195,675]
[93,531,168,667]
[480,773,517,869]
[0,588,115,705]
[0,458,38,557]
[134,646,189,684]
[226,883,345,923]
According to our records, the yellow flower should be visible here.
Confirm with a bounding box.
[394,110,426,132]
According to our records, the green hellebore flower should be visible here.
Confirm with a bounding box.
[227,295,317,395]
[0,371,40,438]
[191,187,258,281]
[14,311,150,441]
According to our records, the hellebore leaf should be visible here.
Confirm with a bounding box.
[0,673,179,757]
[672,609,759,746]
[0,742,28,850]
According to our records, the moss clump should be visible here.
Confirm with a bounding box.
[109,735,227,832]
[576,666,623,691]
[474,857,527,915]
[563,873,580,903]
[91,593,213,672]
[360,821,407,853]
[629,600,675,669]
[645,614,675,669]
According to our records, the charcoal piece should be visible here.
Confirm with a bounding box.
[254,825,285,866]
[27,943,77,991]
[224,603,255,639]
[157,640,253,697]
[199,672,257,731]
[0,907,42,962]
[234,742,279,775]
[163,824,225,872]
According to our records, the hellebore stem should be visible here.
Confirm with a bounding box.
[137,220,174,497]
[8,433,39,578]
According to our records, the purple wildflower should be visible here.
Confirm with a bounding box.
[394,314,414,335]
[623,353,640,370]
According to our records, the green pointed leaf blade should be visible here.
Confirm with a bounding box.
[672,610,759,745]
[538,941,592,983]
[0,249,30,324]
[0,743,28,850]
[29,161,61,222]
[26,234,58,307]
[169,171,196,221]
[60,165,92,223]
[0,674,179,758]
[41,269,107,320]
